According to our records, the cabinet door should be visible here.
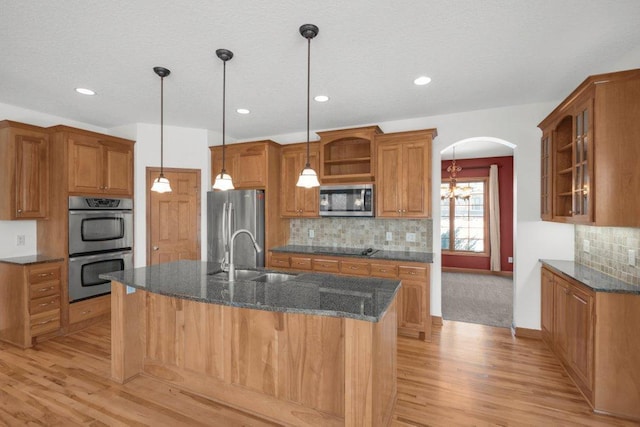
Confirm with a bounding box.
[571,97,594,223]
[103,141,133,196]
[402,141,430,218]
[211,145,238,187]
[15,132,49,218]
[540,131,552,220]
[554,278,570,361]
[398,279,425,330]
[541,268,555,345]
[568,286,594,389]
[236,146,266,188]
[376,143,402,217]
[299,148,320,217]
[280,149,302,217]
[68,134,104,194]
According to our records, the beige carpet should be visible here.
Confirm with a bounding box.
[441,272,513,328]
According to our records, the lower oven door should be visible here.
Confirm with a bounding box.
[68,249,133,302]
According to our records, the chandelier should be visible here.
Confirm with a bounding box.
[441,147,472,201]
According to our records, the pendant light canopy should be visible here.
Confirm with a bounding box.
[151,66,172,193]
[212,48,235,191]
[296,24,320,188]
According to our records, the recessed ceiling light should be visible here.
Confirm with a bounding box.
[75,87,96,95]
[314,95,329,102]
[413,76,432,86]
[236,108,250,114]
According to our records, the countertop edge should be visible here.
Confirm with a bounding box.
[540,259,640,295]
[270,245,434,264]
[0,255,65,265]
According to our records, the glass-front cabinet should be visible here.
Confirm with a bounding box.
[571,97,593,223]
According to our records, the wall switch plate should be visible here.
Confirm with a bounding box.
[583,239,590,253]
[508,256,513,263]
[308,229,315,238]
[16,235,25,246]
[406,232,416,242]
[386,231,393,241]
[629,249,636,266]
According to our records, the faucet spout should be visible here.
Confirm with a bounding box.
[228,229,262,282]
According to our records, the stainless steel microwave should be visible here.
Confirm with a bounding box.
[319,184,374,217]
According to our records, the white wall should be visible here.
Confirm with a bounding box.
[0,102,108,259]
[130,124,211,267]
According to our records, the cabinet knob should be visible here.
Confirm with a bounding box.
[153,246,159,251]
[17,209,23,213]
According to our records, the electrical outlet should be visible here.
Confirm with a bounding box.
[406,232,416,242]
[386,231,393,241]
[628,249,636,266]
[508,256,513,263]
[583,239,590,253]
[16,235,25,246]
[308,229,315,238]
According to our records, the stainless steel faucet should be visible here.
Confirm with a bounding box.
[228,229,262,281]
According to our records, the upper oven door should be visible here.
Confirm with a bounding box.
[319,184,374,217]
[68,210,133,255]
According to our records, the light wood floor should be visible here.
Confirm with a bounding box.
[0,320,635,426]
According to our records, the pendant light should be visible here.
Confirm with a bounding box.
[151,66,172,193]
[212,49,235,191]
[296,24,321,188]
[441,147,472,201]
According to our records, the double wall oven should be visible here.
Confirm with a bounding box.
[68,196,133,302]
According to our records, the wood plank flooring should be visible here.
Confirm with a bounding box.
[0,320,636,426]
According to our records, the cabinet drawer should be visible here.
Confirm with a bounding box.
[69,296,110,324]
[29,280,60,298]
[30,309,60,336]
[270,254,291,269]
[370,263,398,278]
[290,257,312,271]
[312,258,340,273]
[28,265,61,284]
[30,294,61,315]
[399,265,428,280]
[340,261,370,276]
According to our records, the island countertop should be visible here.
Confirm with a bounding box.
[101,260,401,322]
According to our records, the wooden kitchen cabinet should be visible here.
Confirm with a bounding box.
[210,140,279,189]
[67,132,134,196]
[317,126,381,183]
[0,261,63,348]
[268,251,431,340]
[376,129,436,218]
[540,265,640,420]
[538,68,640,226]
[280,142,320,217]
[0,121,49,219]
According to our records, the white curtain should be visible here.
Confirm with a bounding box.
[489,164,501,271]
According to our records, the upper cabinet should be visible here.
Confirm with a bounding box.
[65,132,134,196]
[376,129,435,218]
[538,68,640,226]
[0,121,49,219]
[317,126,381,183]
[280,142,319,217]
[210,141,279,189]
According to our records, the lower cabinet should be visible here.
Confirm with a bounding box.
[541,266,640,420]
[68,294,110,327]
[269,251,431,340]
[0,261,63,348]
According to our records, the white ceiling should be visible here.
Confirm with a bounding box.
[1,1,639,141]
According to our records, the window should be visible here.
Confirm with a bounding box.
[440,178,488,254]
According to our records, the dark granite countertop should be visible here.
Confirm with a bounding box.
[0,254,64,265]
[540,259,640,294]
[100,260,401,322]
[270,244,433,264]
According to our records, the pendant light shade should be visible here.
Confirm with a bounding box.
[296,24,320,188]
[151,66,172,193]
[213,48,235,191]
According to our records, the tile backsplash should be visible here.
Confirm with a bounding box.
[575,225,640,285]
[289,218,432,252]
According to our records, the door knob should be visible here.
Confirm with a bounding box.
[153,246,159,251]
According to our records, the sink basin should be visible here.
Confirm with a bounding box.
[251,273,296,283]
[208,269,262,281]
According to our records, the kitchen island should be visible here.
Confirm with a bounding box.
[102,261,400,426]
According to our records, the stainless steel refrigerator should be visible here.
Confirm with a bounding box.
[207,190,265,268]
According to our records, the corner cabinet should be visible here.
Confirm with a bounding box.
[0,121,49,219]
[280,142,319,217]
[317,126,381,183]
[541,265,640,420]
[538,68,640,226]
[376,129,436,218]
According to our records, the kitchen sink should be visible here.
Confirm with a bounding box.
[208,269,262,280]
[250,273,296,283]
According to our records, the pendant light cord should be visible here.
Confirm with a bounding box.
[160,74,165,176]
[305,36,311,168]
[222,59,227,173]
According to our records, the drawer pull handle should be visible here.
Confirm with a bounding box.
[379,269,387,273]
[81,310,92,315]
[37,286,55,292]
[38,272,54,277]
[410,271,416,275]
[38,301,55,307]
[36,319,53,325]
[349,266,358,270]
